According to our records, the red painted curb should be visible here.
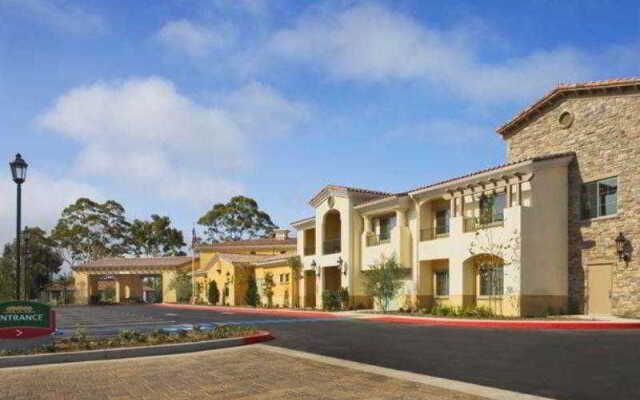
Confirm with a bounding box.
[373,316,640,330]
[244,331,274,344]
[154,303,338,319]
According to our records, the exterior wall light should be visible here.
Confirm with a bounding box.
[337,256,346,276]
[311,260,320,276]
[615,232,631,263]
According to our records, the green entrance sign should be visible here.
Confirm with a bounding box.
[0,301,55,339]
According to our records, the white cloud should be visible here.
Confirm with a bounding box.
[270,3,594,103]
[224,81,310,138]
[0,170,102,247]
[36,77,306,207]
[1,0,105,34]
[155,20,231,57]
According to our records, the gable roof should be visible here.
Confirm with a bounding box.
[497,78,640,136]
[196,237,296,251]
[309,184,391,207]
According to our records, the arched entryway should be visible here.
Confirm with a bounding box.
[323,210,341,255]
[463,254,506,313]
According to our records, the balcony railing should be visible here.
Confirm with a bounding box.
[463,215,504,233]
[323,239,341,254]
[304,246,316,256]
[420,226,449,241]
[366,233,390,247]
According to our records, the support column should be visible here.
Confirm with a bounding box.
[114,277,121,303]
[316,268,325,310]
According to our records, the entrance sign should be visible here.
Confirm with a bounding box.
[0,301,56,339]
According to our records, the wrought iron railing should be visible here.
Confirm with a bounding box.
[366,233,390,247]
[304,246,316,256]
[323,239,341,254]
[463,215,504,233]
[420,226,449,241]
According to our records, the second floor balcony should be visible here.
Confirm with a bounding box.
[420,225,450,241]
[323,239,341,255]
[463,214,505,233]
[366,233,391,247]
[304,246,316,256]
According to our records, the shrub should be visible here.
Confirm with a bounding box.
[89,294,101,305]
[245,275,258,306]
[322,290,342,311]
[208,280,220,304]
[362,255,407,312]
[71,327,89,342]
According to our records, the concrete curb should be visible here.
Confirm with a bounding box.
[0,330,273,369]
[156,303,338,319]
[370,315,640,330]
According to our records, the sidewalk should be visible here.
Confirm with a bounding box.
[0,343,551,400]
[157,303,640,330]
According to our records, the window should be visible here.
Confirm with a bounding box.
[377,215,396,242]
[581,177,617,219]
[479,193,505,224]
[435,270,449,296]
[435,209,449,235]
[479,266,504,296]
[279,274,290,284]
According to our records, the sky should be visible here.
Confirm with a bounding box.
[0,0,638,262]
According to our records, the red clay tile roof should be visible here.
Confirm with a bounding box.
[73,256,195,270]
[497,78,640,136]
[197,237,296,250]
[254,255,292,265]
[406,152,575,193]
[351,152,575,209]
[201,253,274,270]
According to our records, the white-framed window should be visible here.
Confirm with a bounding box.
[377,214,396,242]
[435,209,450,235]
[581,177,617,219]
[479,193,506,224]
[479,266,504,296]
[435,270,449,296]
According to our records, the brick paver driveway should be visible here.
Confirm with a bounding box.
[0,345,486,400]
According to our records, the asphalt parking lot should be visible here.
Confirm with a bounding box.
[52,305,640,400]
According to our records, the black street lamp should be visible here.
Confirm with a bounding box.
[9,153,28,301]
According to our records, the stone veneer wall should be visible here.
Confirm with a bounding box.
[505,92,640,316]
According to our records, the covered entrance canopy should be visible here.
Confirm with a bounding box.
[72,256,198,304]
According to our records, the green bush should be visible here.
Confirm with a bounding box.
[208,281,220,304]
[245,275,258,306]
[322,290,342,311]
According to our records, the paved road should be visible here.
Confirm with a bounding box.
[54,305,640,400]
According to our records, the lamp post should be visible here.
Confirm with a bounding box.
[9,153,28,301]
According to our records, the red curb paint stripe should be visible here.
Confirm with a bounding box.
[154,303,338,319]
[243,331,274,344]
[373,317,640,330]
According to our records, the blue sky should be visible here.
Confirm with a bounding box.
[0,0,638,256]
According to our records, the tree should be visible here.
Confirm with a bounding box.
[262,272,275,307]
[51,198,130,266]
[168,271,192,303]
[208,280,220,304]
[469,227,521,316]
[53,272,75,304]
[129,215,186,256]
[0,227,63,301]
[245,275,258,306]
[363,255,407,313]
[198,196,277,243]
[287,256,302,308]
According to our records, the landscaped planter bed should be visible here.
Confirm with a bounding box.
[0,325,258,358]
